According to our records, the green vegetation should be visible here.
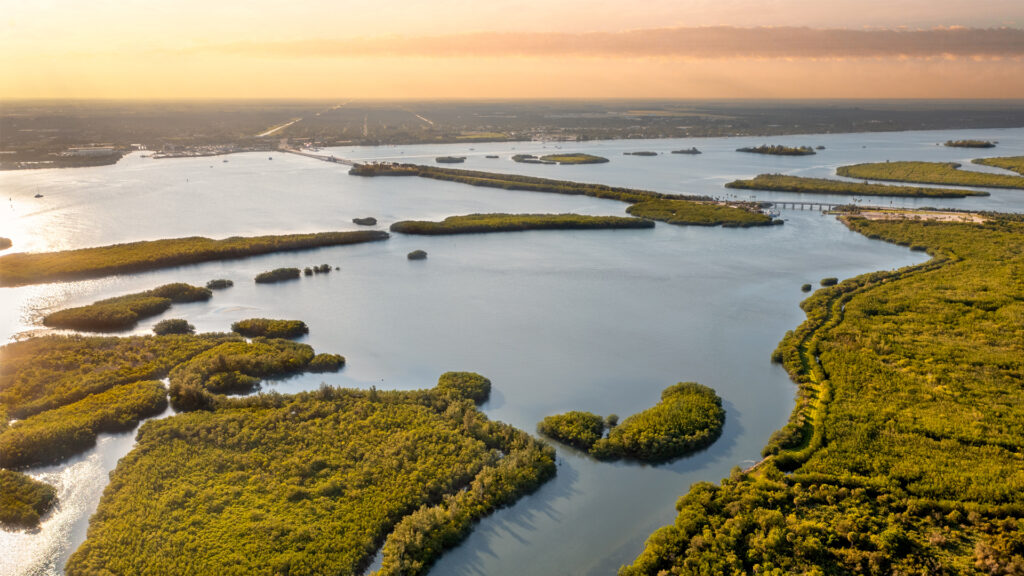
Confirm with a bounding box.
[0,231,389,287]
[540,153,609,164]
[537,411,606,451]
[511,154,554,164]
[353,217,378,226]
[407,250,428,260]
[593,383,724,462]
[737,144,815,156]
[168,338,317,411]
[726,173,989,198]
[231,318,309,339]
[820,277,838,286]
[0,237,11,251]
[0,470,56,529]
[390,213,654,235]
[43,283,212,332]
[837,161,1024,189]
[671,148,702,155]
[308,353,345,373]
[0,334,235,421]
[627,199,779,227]
[0,380,168,468]
[944,139,995,148]
[538,383,725,463]
[625,151,658,156]
[206,279,233,290]
[972,156,1024,175]
[801,283,812,292]
[66,376,555,576]
[350,163,706,204]
[435,156,466,163]
[153,319,195,335]
[255,267,300,283]
[436,372,491,404]
[623,215,1024,574]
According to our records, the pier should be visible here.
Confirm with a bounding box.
[281,148,358,166]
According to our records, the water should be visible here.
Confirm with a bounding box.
[2,127,1021,576]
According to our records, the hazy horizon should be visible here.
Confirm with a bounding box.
[3,0,1023,100]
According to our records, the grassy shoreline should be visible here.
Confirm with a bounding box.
[390,213,654,235]
[0,231,389,287]
[837,161,1024,189]
[623,214,1024,574]
[727,173,989,198]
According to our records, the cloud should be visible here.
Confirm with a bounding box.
[194,26,1024,60]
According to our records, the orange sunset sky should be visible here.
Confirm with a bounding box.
[2,0,1023,99]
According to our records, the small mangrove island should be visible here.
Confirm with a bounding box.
[737,145,816,156]
[512,153,609,165]
[407,250,428,260]
[628,199,780,227]
[352,217,378,226]
[837,160,1024,189]
[435,156,466,164]
[671,148,702,155]
[153,319,195,336]
[624,151,658,156]
[538,382,725,463]
[390,213,654,235]
[205,278,233,290]
[0,238,11,251]
[255,267,301,283]
[231,318,309,339]
[43,283,212,332]
[726,174,989,198]
[944,139,996,148]
[0,230,389,287]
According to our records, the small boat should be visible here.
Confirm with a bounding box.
[34,193,43,198]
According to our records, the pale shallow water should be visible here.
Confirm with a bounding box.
[1,127,1021,576]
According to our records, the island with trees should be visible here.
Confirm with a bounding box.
[231,318,309,339]
[64,372,556,576]
[837,160,1024,189]
[0,231,388,287]
[627,199,780,227]
[726,173,989,198]
[538,382,725,463]
[43,283,212,332]
[623,213,1024,575]
[671,148,702,155]
[0,238,11,251]
[737,145,816,156]
[944,139,996,148]
[512,153,609,165]
[390,213,654,235]
[255,267,301,283]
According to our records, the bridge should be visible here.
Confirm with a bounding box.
[280,148,358,167]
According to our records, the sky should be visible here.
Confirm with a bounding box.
[1,0,1023,99]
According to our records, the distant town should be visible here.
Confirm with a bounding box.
[3,99,1024,169]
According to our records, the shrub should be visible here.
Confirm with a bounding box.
[408,250,428,260]
[353,217,378,226]
[820,277,839,287]
[153,319,195,335]
[43,283,211,332]
[801,283,813,292]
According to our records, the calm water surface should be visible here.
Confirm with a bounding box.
[1,128,1021,576]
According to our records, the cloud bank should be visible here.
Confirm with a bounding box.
[200,26,1024,59]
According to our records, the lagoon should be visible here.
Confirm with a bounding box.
[2,127,1021,575]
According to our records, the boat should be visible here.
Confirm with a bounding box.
[34,193,43,198]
